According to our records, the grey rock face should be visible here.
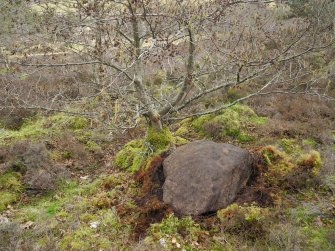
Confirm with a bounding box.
[163,140,251,215]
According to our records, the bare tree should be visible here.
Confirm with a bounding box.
[1,0,334,132]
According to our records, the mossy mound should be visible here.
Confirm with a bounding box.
[146,127,174,152]
[176,104,267,142]
[217,203,270,239]
[260,144,322,189]
[0,172,23,211]
[0,113,90,145]
[114,127,187,172]
[114,139,146,172]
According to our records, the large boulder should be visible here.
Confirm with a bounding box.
[163,140,252,215]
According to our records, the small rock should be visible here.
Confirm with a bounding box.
[89,221,100,229]
[0,216,9,224]
[159,238,167,247]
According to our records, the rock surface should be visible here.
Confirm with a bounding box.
[163,140,251,215]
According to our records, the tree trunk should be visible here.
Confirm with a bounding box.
[148,111,163,131]
[129,3,162,131]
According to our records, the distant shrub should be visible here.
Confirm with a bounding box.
[288,0,310,17]
[0,109,35,130]
[10,141,49,171]
[4,141,69,191]
[288,0,335,26]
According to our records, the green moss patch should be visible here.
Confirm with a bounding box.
[217,203,269,239]
[146,214,202,250]
[0,172,22,211]
[0,118,49,145]
[114,127,187,172]
[176,104,267,142]
[0,191,19,211]
[146,127,174,152]
[260,145,322,189]
[278,138,302,154]
[0,113,91,145]
[114,139,146,172]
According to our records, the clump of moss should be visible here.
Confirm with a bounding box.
[175,118,193,138]
[261,145,295,188]
[278,138,302,154]
[62,150,72,159]
[175,136,189,145]
[178,104,267,142]
[0,118,49,145]
[146,213,202,250]
[49,114,89,130]
[68,117,89,130]
[85,140,102,153]
[0,191,19,211]
[146,127,174,152]
[0,172,22,211]
[114,127,186,172]
[260,145,323,189]
[191,114,213,133]
[0,113,90,145]
[302,138,318,148]
[92,192,113,209]
[217,203,269,240]
[297,150,322,177]
[262,145,291,166]
[114,139,146,172]
[175,125,189,137]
